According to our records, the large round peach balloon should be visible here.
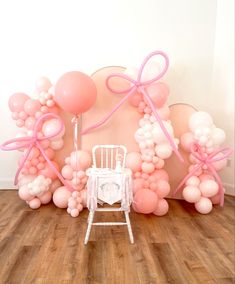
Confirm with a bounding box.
[53,186,72,208]
[54,71,97,115]
[133,188,158,214]
[8,93,30,112]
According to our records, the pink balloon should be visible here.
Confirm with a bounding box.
[155,180,170,198]
[70,151,92,170]
[62,165,73,180]
[157,105,170,120]
[35,77,52,92]
[44,148,55,160]
[155,159,165,169]
[133,188,158,214]
[152,169,169,181]
[182,185,201,203]
[129,93,143,107]
[18,185,33,201]
[8,93,29,112]
[211,154,227,171]
[199,174,214,182]
[145,82,169,108]
[155,144,172,159]
[25,116,36,130]
[29,198,41,209]
[24,99,41,116]
[39,161,59,180]
[39,191,52,204]
[126,152,142,172]
[42,118,65,138]
[195,197,213,214]
[199,180,219,198]
[180,132,194,152]
[185,176,200,187]
[55,71,97,115]
[141,162,155,174]
[153,199,169,216]
[50,179,62,193]
[80,190,87,207]
[133,178,145,193]
[53,186,72,208]
[50,138,64,150]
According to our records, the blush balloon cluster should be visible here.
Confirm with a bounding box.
[8,77,65,209]
[179,111,229,214]
[125,70,178,216]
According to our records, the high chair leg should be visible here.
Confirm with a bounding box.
[84,211,95,245]
[124,211,134,244]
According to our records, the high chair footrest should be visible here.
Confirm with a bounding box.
[95,208,124,212]
[92,222,127,226]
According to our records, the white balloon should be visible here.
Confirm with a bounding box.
[152,121,174,144]
[189,111,213,132]
[212,128,226,146]
[155,144,173,159]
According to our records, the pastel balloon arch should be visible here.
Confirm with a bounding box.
[0,51,232,216]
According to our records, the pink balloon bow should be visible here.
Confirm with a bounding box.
[81,50,184,162]
[174,143,233,206]
[0,113,73,191]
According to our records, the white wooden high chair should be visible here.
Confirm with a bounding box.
[84,145,134,244]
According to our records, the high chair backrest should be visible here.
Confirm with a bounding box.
[92,145,127,169]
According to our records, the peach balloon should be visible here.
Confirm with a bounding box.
[25,116,36,130]
[141,162,155,174]
[145,82,169,108]
[129,93,143,107]
[55,71,97,115]
[133,188,158,214]
[29,198,41,209]
[62,165,73,180]
[24,99,41,116]
[153,199,169,216]
[53,186,72,208]
[183,185,201,203]
[126,152,142,172]
[8,93,29,112]
[155,180,170,198]
[39,191,52,204]
[195,197,213,214]
[185,176,200,187]
[18,185,33,201]
[42,118,65,138]
[39,161,59,180]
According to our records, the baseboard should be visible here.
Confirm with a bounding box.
[224,183,235,196]
[0,178,17,190]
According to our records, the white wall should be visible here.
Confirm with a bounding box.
[0,0,234,191]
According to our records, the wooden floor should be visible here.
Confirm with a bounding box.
[0,191,234,284]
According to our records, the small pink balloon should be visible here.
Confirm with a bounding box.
[155,159,165,169]
[35,77,52,92]
[19,111,28,120]
[71,208,79,217]
[195,197,213,214]
[141,162,155,174]
[155,180,170,198]
[70,151,92,170]
[129,93,143,107]
[39,191,52,204]
[145,82,169,108]
[126,152,142,172]
[25,116,36,130]
[183,185,201,203]
[8,93,30,112]
[153,199,169,216]
[155,144,172,159]
[24,99,41,116]
[18,185,33,201]
[50,138,64,150]
[199,174,214,182]
[133,188,158,214]
[180,132,194,152]
[44,148,55,160]
[185,176,200,187]
[37,162,45,170]
[16,119,25,127]
[199,180,219,197]
[53,186,72,208]
[77,171,85,179]
[62,165,73,180]
[39,161,59,180]
[55,71,97,115]
[80,190,87,207]
[29,166,38,175]
[29,198,41,209]
[42,118,65,138]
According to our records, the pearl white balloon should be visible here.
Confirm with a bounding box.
[50,138,64,150]
[189,111,213,132]
[152,122,174,144]
[211,128,226,146]
[155,144,173,159]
